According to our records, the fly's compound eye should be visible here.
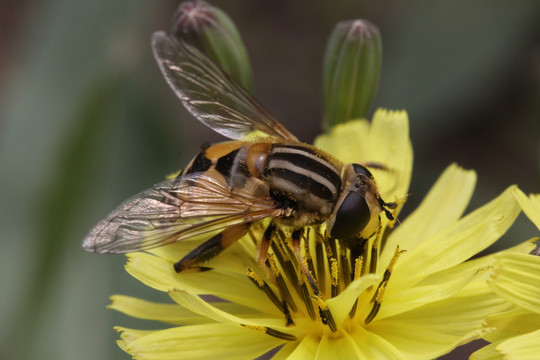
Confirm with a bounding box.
[330,192,371,239]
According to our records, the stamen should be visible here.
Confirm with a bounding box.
[365,279,388,324]
[348,300,359,319]
[379,227,392,255]
[303,234,317,285]
[264,327,297,341]
[369,245,378,274]
[283,300,294,327]
[353,257,363,280]
[390,246,406,269]
[364,302,381,324]
[340,247,351,288]
[348,257,363,319]
[268,254,297,312]
[328,239,338,261]
[240,324,297,341]
[247,220,405,332]
[313,295,337,332]
[271,241,301,295]
[364,246,406,324]
[298,279,316,320]
[291,229,339,332]
[330,258,339,297]
[315,240,326,293]
[369,217,384,274]
[247,267,282,311]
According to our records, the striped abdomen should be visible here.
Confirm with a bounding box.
[264,144,342,217]
[182,141,253,188]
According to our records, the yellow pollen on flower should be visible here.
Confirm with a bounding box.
[365,246,406,324]
[354,257,363,280]
[331,258,339,286]
[240,324,298,341]
[267,253,280,277]
[244,222,406,337]
[247,267,264,287]
[388,246,406,271]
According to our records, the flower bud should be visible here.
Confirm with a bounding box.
[172,1,254,93]
[322,20,382,130]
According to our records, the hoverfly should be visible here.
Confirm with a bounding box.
[82,31,397,275]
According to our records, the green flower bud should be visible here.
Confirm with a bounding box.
[172,0,254,93]
[322,20,382,130]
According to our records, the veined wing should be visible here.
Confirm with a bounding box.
[82,172,279,254]
[152,31,297,141]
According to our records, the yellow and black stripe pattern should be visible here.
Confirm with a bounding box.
[264,144,342,215]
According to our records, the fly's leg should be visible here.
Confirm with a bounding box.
[256,222,276,282]
[290,229,320,295]
[174,223,250,273]
[255,222,295,326]
[291,228,337,332]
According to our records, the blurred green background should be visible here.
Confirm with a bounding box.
[1,1,539,359]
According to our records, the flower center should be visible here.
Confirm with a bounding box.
[246,221,405,338]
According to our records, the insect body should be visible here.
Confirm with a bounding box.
[82,31,396,273]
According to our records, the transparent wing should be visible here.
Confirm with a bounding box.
[82,172,278,254]
[152,31,297,141]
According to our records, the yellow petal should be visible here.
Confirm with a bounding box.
[326,274,380,326]
[368,319,470,360]
[381,265,491,319]
[314,331,362,360]
[483,307,540,343]
[380,284,506,337]
[368,280,505,358]
[125,252,276,314]
[470,342,503,360]
[392,186,521,285]
[364,109,412,201]
[270,342,300,360]
[471,329,540,360]
[115,326,154,342]
[350,326,407,359]
[115,327,158,354]
[117,323,283,360]
[168,290,295,336]
[314,119,371,163]
[109,295,261,325]
[314,109,412,202]
[384,240,532,316]
[381,164,476,265]
[514,188,540,230]
[489,252,540,314]
[109,295,209,325]
[285,333,320,359]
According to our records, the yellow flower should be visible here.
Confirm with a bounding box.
[111,110,525,359]
[470,190,540,360]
